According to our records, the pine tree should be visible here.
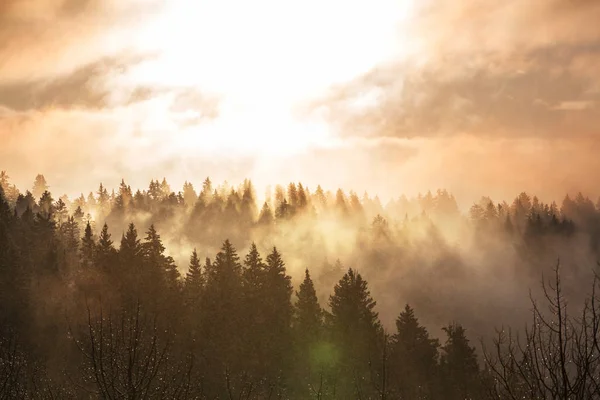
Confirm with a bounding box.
[95,223,115,271]
[199,177,212,204]
[440,323,481,400]
[0,186,26,326]
[243,243,265,294]
[113,179,133,213]
[240,243,267,377]
[201,240,245,397]
[185,248,204,292]
[32,174,48,200]
[182,181,197,207]
[328,268,383,398]
[275,198,290,220]
[61,216,80,255]
[294,269,323,341]
[288,183,298,209]
[390,305,440,399]
[258,202,274,225]
[81,221,95,268]
[54,198,68,226]
[313,185,327,211]
[335,189,347,215]
[160,178,171,199]
[120,223,141,260]
[240,181,257,226]
[297,183,308,210]
[291,269,325,397]
[264,247,294,349]
[96,183,110,218]
[38,191,54,218]
[73,206,85,223]
[143,225,179,290]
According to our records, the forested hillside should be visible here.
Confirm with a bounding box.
[1,171,600,399]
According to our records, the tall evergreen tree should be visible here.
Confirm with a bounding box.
[95,223,115,269]
[185,248,204,293]
[32,174,48,200]
[263,247,294,388]
[294,269,323,341]
[440,323,482,400]
[292,269,325,397]
[80,221,95,268]
[38,191,54,218]
[258,202,274,225]
[390,305,440,399]
[201,239,244,397]
[143,225,179,291]
[120,223,141,260]
[328,268,383,398]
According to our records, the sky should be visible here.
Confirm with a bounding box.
[1,0,600,206]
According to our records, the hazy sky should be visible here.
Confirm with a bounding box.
[1,0,599,205]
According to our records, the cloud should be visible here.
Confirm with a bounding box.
[0,0,162,83]
[0,54,159,111]
[552,101,595,111]
[309,0,600,140]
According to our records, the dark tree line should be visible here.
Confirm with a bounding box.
[1,172,600,398]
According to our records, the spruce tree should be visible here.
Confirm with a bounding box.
[263,247,293,387]
[240,243,267,380]
[390,305,440,399]
[294,269,323,342]
[185,248,204,293]
[94,223,115,273]
[80,221,95,268]
[328,268,383,398]
[292,269,324,397]
[120,223,141,260]
[32,174,48,200]
[258,202,274,225]
[440,323,481,400]
[201,239,244,396]
[143,225,179,290]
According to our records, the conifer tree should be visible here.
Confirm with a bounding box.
[96,183,110,218]
[38,191,54,218]
[239,243,267,379]
[288,183,298,209]
[294,269,323,340]
[199,177,212,204]
[201,239,244,395]
[118,223,143,292]
[297,183,308,210]
[32,174,48,200]
[120,223,141,260]
[80,221,95,268]
[143,225,179,290]
[328,268,383,398]
[95,223,115,272]
[54,198,68,226]
[258,202,274,225]
[182,181,197,207]
[440,323,482,400]
[256,247,294,391]
[185,248,204,293]
[292,269,325,397]
[390,305,440,399]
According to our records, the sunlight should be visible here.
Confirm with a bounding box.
[128,0,415,155]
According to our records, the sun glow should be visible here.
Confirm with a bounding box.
[125,0,415,155]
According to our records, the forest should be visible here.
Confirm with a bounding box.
[1,171,600,399]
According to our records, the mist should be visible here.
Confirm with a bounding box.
[2,0,600,398]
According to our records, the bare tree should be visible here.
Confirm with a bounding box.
[483,261,600,399]
[0,329,27,399]
[70,298,194,399]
